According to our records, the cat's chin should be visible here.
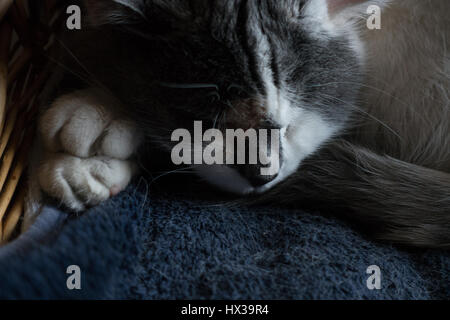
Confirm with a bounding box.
[253,160,300,195]
[194,162,299,196]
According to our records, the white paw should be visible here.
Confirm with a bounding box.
[37,89,142,211]
[38,154,136,211]
[39,89,141,159]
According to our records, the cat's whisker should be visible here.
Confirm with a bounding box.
[306,81,412,109]
[44,54,102,92]
[225,100,239,115]
[54,38,112,94]
[227,83,247,94]
[158,82,219,90]
[193,199,244,209]
[316,92,404,142]
[213,108,223,130]
[148,166,196,187]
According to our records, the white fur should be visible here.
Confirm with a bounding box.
[201,13,340,194]
[303,0,338,39]
[301,0,388,62]
[37,89,141,211]
[257,44,339,193]
[33,0,449,212]
[38,154,136,211]
[257,111,338,193]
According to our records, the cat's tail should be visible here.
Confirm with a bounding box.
[263,141,450,248]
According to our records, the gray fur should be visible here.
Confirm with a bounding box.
[261,141,450,248]
[45,0,450,248]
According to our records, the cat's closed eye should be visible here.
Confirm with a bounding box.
[28,0,450,248]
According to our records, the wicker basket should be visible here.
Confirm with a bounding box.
[0,0,61,244]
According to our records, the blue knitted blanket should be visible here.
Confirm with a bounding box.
[0,179,448,299]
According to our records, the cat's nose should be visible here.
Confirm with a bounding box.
[236,163,280,188]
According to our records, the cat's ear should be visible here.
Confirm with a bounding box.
[83,0,146,26]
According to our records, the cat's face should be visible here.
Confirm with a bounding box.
[83,0,384,194]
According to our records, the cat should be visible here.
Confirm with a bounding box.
[29,0,450,248]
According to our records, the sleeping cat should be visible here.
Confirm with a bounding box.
[31,0,450,248]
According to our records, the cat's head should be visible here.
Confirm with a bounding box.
[81,0,388,194]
